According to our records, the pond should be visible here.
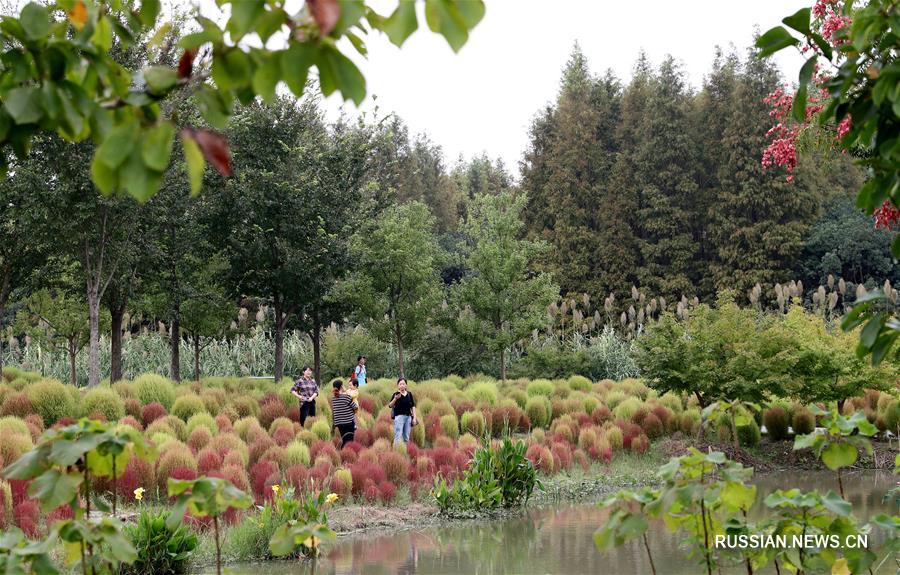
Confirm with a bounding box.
[209,470,898,575]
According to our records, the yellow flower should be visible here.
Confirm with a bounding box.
[271,484,280,495]
[134,487,144,501]
[302,536,320,549]
[325,493,338,504]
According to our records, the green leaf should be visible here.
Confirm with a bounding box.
[139,0,161,28]
[756,26,799,57]
[3,87,43,124]
[380,1,418,47]
[720,481,757,511]
[20,2,50,41]
[281,42,317,96]
[424,0,470,52]
[227,0,265,40]
[181,132,204,196]
[2,447,48,480]
[142,66,179,95]
[859,313,885,348]
[121,148,163,201]
[318,46,365,105]
[793,432,822,450]
[251,52,281,103]
[29,469,82,511]
[95,120,138,169]
[91,154,118,195]
[782,8,811,36]
[91,15,113,52]
[142,122,175,171]
[820,490,852,516]
[821,442,857,470]
[793,57,817,122]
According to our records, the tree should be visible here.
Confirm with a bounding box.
[521,45,632,300]
[0,0,484,201]
[15,289,93,386]
[799,195,900,289]
[349,201,443,377]
[631,57,703,300]
[706,49,820,296]
[449,191,558,380]
[634,292,794,407]
[758,0,899,364]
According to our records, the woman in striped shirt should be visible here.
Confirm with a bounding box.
[330,379,358,447]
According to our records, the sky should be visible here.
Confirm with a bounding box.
[193,0,807,178]
[317,0,807,177]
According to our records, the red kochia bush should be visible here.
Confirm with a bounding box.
[46,504,73,526]
[124,398,142,420]
[0,392,32,418]
[284,464,310,492]
[551,442,573,470]
[9,479,29,506]
[249,436,276,465]
[118,415,144,432]
[363,479,379,502]
[13,500,40,537]
[358,396,375,414]
[197,448,223,475]
[311,441,340,467]
[354,428,373,447]
[250,460,280,499]
[349,461,387,496]
[141,402,167,426]
[259,401,286,430]
[117,457,154,500]
[378,481,397,503]
[330,476,351,498]
[271,426,294,447]
[339,446,359,465]
[591,404,611,424]
[214,414,233,433]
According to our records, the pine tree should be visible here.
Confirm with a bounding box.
[706,50,820,296]
[631,56,702,301]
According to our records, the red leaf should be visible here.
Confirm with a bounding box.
[191,128,232,177]
[178,49,196,79]
[308,0,340,36]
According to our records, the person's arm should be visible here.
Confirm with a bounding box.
[411,405,418,425]
[388,392,399,408]
[350,396,358,412]
[290,382,302,399]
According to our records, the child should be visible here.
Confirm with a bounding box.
[347,377,360,411]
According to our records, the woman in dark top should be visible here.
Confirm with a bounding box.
[388,377,417,445]
[330,379,357,447]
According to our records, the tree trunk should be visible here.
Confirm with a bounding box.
[68,340,77,387]
[395,321,405,378]
[194,333,201,381]
[500,348,507,382]
[170,313,180,382]
[109,305,125,383]
[311,321,321,385]
[274,302,285,382]
[87,283,101,388]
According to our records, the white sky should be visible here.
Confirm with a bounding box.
[192,0,806,177]
[318,0,806,176]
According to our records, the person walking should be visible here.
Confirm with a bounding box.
[388,377,417,445]
[354,355,367,386]
[291,366,318,427]
[330,379,357,447]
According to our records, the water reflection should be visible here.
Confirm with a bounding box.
[216,471,898,575]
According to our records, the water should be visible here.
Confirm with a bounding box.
[211,471,898,575]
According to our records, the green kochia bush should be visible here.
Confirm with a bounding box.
[460,411,486,437]
[133,374,176,410]
[26,379,76,427]
[526,379,554,397]
[171,394,207,421]
[737,419,761,448]
[80,387,125,421]
[763,406,790,441]
[524,397,551,428]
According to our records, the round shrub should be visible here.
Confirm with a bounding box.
[156,443,197,490]
[381,451,410,483]
[458,433,479,451]
[526,379,554,398]
[231,396,259,419]
[268,417,294,436]
[0,392,32,419]
[439,414,459,440]
[333,468,353,494]
[171,394,207,422]
[659,393,683,414]
[0,430,32,467]
[283,441,311,467]
[186,413,218,437]
[187,427,212,452]
[737,419,761,449]
[233,417,264,442]
[603,427,624,451]
[311,419,332,442]
[133,374,176,410]
[160,415,187,441]
[80,388,125,422]
[612,397,642,422]
[763,406,790,441]
[466,382,498,406]
[791,407,816,436]
[141,402,167,426]
[630,433,650,454]
[271,427,295,447]
[209,433,249,467]
[680,409,701,435]
[197,448,222,475]
[26,379,75,427]
[259,400,286,430]
[882,400,900,433]
[525,397,551,429]
[460,411,486,437]
[0,416,30,437]
[567,375,592,391]
[641,413,664,439]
